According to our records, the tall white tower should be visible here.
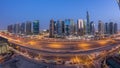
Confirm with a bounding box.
[77,19,84,36]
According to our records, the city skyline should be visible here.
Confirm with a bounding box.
[1,0,120,68]
[0,0,120,30]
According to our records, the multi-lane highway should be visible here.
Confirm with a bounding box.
[1,32,120,68]
[0,32,117,54]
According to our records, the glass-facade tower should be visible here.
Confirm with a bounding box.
[33,20,39,35]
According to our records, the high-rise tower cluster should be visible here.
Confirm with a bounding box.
[98,21,118,35]
[7,12,118,37]
[49,12,118,38]
[7,20,40,35]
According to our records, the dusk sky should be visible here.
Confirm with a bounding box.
[0,0,120,30]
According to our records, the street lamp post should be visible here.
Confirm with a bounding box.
[117,0,120,9]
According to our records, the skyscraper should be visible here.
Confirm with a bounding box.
[56,20,64,36]
[62,21,65,35]
[90,21,95,35]
[77,19,84,36]
[86,11,90,34]
[20,23,26,34]
[98,20,104,35]
[7,25,13,33]
[104,23,109,34]
[16,24,20,34]
[109,22,114,35]
[114,23,118,34]
[49,19,55,38]
[12,24,20,34]
[13,24,17,34]
[64,19,71,36]
[26,21,32,35]
[33,20,40,35]
[83,20,86,35]
[54,21,57,35]
[69,19,75,35]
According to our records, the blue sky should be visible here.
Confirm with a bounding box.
[0,0,120,30]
